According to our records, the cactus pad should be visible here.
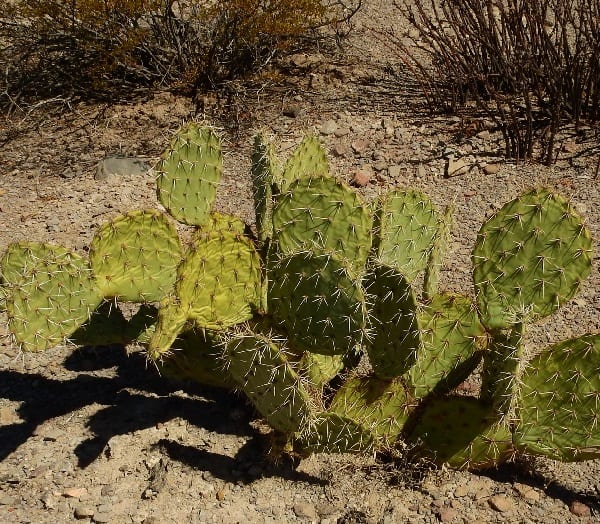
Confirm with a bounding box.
[295,412,374,454]
[90,209,182,302]
[5,244,102,351]
[407,294,487,398]
[513,334,600,461]
[364,263,421,379]
[251,134,280,242]
[268,250,367,355]
[224,329,313,433]
[272,175,373,273]
[299,352,345,388]
[279,135,328,191]
[473,189,592,329]
[330,376,411,444]
[409,396,514,469]
[156,124,222,226]
[373,189,440,282]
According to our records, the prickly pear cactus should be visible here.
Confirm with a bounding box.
[372,189,440,282]
[279,135,328,191]
[223,328,314,434]
[268,250,367,356]
[89,209,182,302]
[363,263,420,379]
[251,134,280,242]
[513,334,600,461]
[272,174,373,272]
[3,243,103,351]
[155,123,222,226]
[473,189,592,329]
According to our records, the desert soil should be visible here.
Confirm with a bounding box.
[1,1,599,523]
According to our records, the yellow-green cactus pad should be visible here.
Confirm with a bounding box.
[90,209,182,302]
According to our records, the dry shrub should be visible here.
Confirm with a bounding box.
[0,1,360,107]
[392,0,600,164]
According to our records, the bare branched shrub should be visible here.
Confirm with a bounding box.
[392,0,599,164]
[0,0,361,108]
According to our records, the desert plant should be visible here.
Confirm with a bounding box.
[0,0,361,106]
[1,124,598,471]
[391,0,600,164]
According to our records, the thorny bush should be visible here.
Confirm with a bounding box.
[0,1,361,108]
[392,0,600,164]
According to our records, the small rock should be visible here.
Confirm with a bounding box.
[216,488,227,501]
[445,156,469,177]
[95,156,149,181]
[476,130,491,140]
[513,483,540,502]
[351,139,371,155]
[315,502,338,516]
[488,495,514,513]
[0,407,20,425]
[483,163,501,175]
[454,485,468,498]
[569,500,591,517]
[437,507,458,522]
[283,104,302,118]
[293,501,318,520]
[562,141,577,154]
[74,505,95,519]
[0,493,17,506]
[100,484,116,497]
[388,165,402,178]
[352,169,372,187]
[372,160,388,172]
[41,492,56,509]
[93,512,112,523]
[332,142,349,157]
[334,127,350,137]
[320,120,338,135]
[62,487,88,499]
[416,164,427,178]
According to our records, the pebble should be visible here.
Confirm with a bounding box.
[93,511,112,523]
[513,483,540,502]
[294,501,318,520]
[352,169,373,187]
[0,407,21,424]
[488,495,514,513]
[388,165,402,178]
[334,127,350,137]
[351,139,371,155]
[332,142,349,157]
[283,104,303,118]
[454,486,468,498]
[62,487,88,499]
[320,120,338,135]
[74,505,95,519]
[95,156,149,181]
[569,500,591,517]
[437,507,459,522]
[446,157,469,177]
[483,163,501,175]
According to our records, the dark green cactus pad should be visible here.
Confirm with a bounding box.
[279,135,328,191]
[90,209,182,303]
[407,294,487,399]
[423,204,453,301]
[329,376,411,445]
[176,230,263,330]
[69,301,129,347]
[513,334,600,461]
[295,412,374,454]
[373,189,440,282]
[299,352,345,388]
[363,263,421,379]
[251,134,280,242]
[156,124,222,226]
[272,175,373,273]
[159,328,235,389]
[224,330,313,433]
[408,396,514,469]
[473,189,592,330]
[480,322,524,417]
[5,243,103,351]
[268,250,367,356]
